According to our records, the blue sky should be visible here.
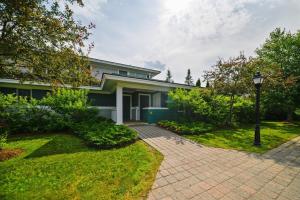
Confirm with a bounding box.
[72,0,300,84]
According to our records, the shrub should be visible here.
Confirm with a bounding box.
[168,88,255,126]
[233,97,255,123]
[0,128,8,150]
[40,88,88,113]
[0,93,68,133]
[158,120,214,135]
[0,90,137,148]
[72,119,138,148]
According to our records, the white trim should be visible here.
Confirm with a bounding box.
[92,106,116,110]
[0,78,106,91]
[142,107,168,110]
[131,106,139,121]
[103,74,192,89]
[116,85,123,125]
[123,94,132,120]
[89,58,161,75]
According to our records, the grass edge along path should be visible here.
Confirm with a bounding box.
[182,121,300,154]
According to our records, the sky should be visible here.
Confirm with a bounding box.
[72,0,300,85]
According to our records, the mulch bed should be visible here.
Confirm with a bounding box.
[0,148,23,161]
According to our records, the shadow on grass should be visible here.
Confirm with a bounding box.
[24,134,92,159]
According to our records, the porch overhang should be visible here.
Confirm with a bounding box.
[100,73,192,93]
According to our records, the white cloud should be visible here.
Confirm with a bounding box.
[71,0,107,21]
[85,0,300,83]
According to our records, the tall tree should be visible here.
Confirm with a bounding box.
[165,69,173,83]
[0,0,96,87]
[255,28,300,120]
[185,69,194,86]
[204,52,249,125]
[196,78,201,87]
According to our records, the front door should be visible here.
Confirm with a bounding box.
[123,95,131,122]
[140,95,150,121]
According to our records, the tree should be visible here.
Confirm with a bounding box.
[255,28,300,120]
[0,0,96,87]
[165,69,173,83]
[196,78,201,87]
[206,81,210,88]
[185,69,194,86]
[204,52,249,125]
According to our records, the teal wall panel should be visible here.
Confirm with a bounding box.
[141,108,182,124]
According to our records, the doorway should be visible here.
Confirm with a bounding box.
[139,94,150,121]
[123,95,131,122]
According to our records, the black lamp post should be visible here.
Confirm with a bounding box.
[253,72,263,146]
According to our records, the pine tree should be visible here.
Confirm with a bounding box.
[184,69,194,86]
[206,81,210,88]
[196,78,201,87]
[165,69,173,83]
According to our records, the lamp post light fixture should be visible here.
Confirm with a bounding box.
[253,72,263,146]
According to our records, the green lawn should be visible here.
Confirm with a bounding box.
[183,121,300,153]
[0,134,162,200]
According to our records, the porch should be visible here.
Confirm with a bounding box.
[114,86,173,124]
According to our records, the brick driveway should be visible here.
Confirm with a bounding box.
[132,125,300,200]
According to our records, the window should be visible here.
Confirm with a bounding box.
[32,89,49,99]
[18,89,31,99]
[0,87,16,95]
[119,70,128,76]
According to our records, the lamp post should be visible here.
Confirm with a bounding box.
[253,72,263,146]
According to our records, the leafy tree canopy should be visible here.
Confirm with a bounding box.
[255,28,300,119]
[0,0,96,87]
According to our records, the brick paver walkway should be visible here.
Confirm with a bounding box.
[132,125,300,200]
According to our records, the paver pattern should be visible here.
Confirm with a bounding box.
[131,125,300,200]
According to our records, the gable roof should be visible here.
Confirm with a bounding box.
[89,57,161,75]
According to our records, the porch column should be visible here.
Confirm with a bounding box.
[116,85,123,125]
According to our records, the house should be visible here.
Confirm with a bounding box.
[0,58,191,124]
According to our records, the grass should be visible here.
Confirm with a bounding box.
[183,121,300,154]
[0,134,163,200]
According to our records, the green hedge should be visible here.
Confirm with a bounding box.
[158,120,214,135]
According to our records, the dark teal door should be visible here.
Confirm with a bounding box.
[140,95,150,121]
[123,96,131,121]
